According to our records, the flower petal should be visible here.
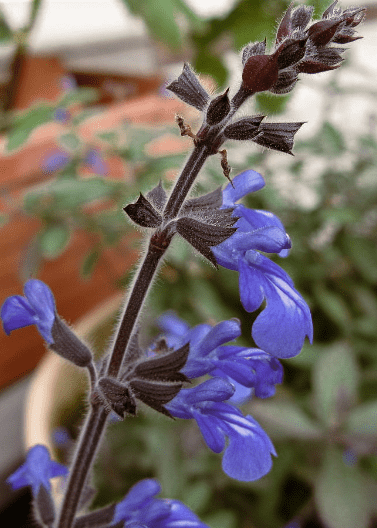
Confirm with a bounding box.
[1,296,37,335]
[222,170,265,207]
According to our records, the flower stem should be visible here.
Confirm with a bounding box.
[56,406,107,528]
[55,138,214,528]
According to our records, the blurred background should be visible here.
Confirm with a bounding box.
[1,0,377,527]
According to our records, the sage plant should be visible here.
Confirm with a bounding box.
[1,2,364,527]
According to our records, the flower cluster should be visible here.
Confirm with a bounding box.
[241,1,365,95]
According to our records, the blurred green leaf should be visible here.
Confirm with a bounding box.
[182,481,211,512]
[346,400,377,437]
[121,0,196,50]
[250,400,323,440]
[81,249,100,280]
[25,178,119,212]
[60,132,81,152]
[39,223,70,258]
[342,236,377,284]
[6,105,54,151]
[315,446,373,528]
[0,6,13,43]
[312,342,358,427]
[194,52,228,88]
[205,509,237,528]
[59,87,99,107]
[314,284,352,330]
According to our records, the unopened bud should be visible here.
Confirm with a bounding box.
[308,19,342,46]
[51,316,93,367]
[242,54,279,94]
[206,88,231,125]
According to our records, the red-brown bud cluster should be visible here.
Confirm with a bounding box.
[241,1,365,95]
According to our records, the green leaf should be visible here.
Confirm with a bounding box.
[315,284,352,330]
[25,178,118,212]
[121,0,183,50]
[319,122,346,156]
[59,87,99,107]
[6,105,54,151]
[205,510,238,528]
[39,223,71,259]
[182,481,211,512]
[0,6,13,43]
[81,250,100,280]
[346,400,377,437]
[342,237,377,284]
[250,400,323,440]
[255,93,290,115]
[315,446,373,528]
[312,342,358,427]
[59,132,81,152]
[194,52,228,88]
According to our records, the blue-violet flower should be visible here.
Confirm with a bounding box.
[7,444,67,497]
[166,378,276,481]
[113,478,209,527]
[157,313,283,400]
[213,170,313,358]
[1,279,55,343]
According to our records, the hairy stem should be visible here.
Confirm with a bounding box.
[56,406,107,528]
[55,137,214,528]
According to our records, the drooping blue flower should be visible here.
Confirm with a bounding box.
[43,149,71,173]
[166,378,276,481]
[1,279,55,343]
[113,479,209,527]
[157,313,283,400]
[212,170,313,358]
[7,444,67,497]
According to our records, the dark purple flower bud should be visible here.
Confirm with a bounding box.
[129,378,183,418]
[181,187,223,212]
[146,180,167,211]
[206,88,231,125]
[242,54,279,94]
[175,217,237,267]
[124,193,163,228]
[241,39,266,65]
[291,5,313,30]
[276,4,294,42]
[270,69,298,95]
[322,0,339,19]
[274,36,308,70]
[97,377,136,418]
[332,30,362,44]
[308,19,342,46]
[166,63,210,111]
[224,116,265,141]
[252,122,304,155]
[297,60,338,74]
[131,343,190,383]
[50,316,93,368]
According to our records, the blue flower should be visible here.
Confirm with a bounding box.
[1,279,55,343]
[157,313,283,400]
[43,149,71,173]
[7,445,67,497]
[85,149,107,175]
[114,479,209,527]
[166,378,276,481]
[213,170,313,358]
[54,108,70,123]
